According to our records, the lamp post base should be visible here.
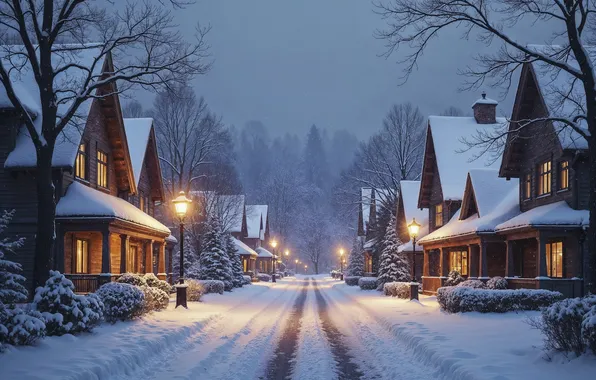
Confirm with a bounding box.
[409,282,419,301]
[175,283,188,309]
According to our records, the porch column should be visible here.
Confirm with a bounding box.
[119,234,129,274]
[537,233,547,277]
[145,240,154,274]
[423,249,430,277]
[157,242,167,280]
[100,228,111,276]
[479,241,488,278]
[440,248,449,276]
[505,240,515,277]
[54,225,65,273]
[468,244,479,278]
[167,245,174,284]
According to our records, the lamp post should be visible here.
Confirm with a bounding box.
[284,249,290,268]
[339,248,345,280]
[270,239,278,283]
[173,191,192,308]
[407,218,421,301]
[304,264,307,274]
[295,259,299,274]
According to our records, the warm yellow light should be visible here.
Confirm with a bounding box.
[304,265,307,268]
[284,249,290,256]
[172,191,192,218]
[295,259,298,264]
[339,248,345,256]
[408,218,421,239]
[270,239,278,248]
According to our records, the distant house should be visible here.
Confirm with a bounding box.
[395,180,428,282]
[357,187,394,275]
[246,205,275,274]
[233,237,258,274]
[0,46,173,293]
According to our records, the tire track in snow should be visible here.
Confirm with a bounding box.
[264,278,309,380]
[312,278,364,380]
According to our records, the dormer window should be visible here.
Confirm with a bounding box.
[97,150,108,188]
[537,160,551,196]
[435,204,443,227]
[75,143,88,180]
[559,160,569,190]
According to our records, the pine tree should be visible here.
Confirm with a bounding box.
[0,210,27,305]
[199,217,234,290]
[377,214,409,289]
[346,235,364,277]
[224,232,245,288]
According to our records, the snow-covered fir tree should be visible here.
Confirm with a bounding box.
[377,214,409,289]
[346,235,364,277]
[199,217,234,290]
[173,232,199,281]
[224,233,245,288]
[0,210,27,305]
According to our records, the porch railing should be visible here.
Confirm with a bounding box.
[65,274,120,293]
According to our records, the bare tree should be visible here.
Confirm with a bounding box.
[152,84,224,198]
[0,0,210,288]
[122,100,144,118]
[441,106,465,116]
[374,0,596,291]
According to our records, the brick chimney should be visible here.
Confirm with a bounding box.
[472,92,498,124]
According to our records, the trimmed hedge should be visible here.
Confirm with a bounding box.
[256,273,271,282]
[437,286,563,313]
[344,276,361,286]
[358,277,378,290]
[96,282,145,323]
[456,279,486,289]
[186,280,205,302]
[486,276,508,290]
[383,282,412,299]
[242,275,252,285]
[198,280,225,295]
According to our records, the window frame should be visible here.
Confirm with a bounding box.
[96,149,109,189]
[536,160,552,197]
[546,241,564,278]
[558,160,569,191]
[450,250,468,276]
[435,204,443,228]
[523,172,532,200]
[127,245,138,273]
[74,238,90,274]
[75,142,89,181]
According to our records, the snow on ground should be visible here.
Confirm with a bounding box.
[0,282,277,380]
[332,278,596,380]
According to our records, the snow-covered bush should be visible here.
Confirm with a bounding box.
[117,272,147,287]
[531,296,596,356]
[140,286,169,312]
[486,276,508,290]
[382,282,412,299]
[242,275,252,285]
[444,270,464,287]
[186,280,205,302]
[33,271,103,336]
[358,277,378,290]
[2,307,46,347]
[251,277,260,283]
[582,306,596,355]
[456,279,486,289]
[257,273,271,282]
[344,276,361,286]
[437,287,562,313]
[143,273,173,294]
[198,280,225,295]
[96,282,145,323]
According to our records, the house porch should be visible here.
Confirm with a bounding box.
[241,254,256,275]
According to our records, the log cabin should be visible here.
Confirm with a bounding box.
[0,46,174,294]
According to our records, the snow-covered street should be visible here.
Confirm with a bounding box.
[2,275,596,380]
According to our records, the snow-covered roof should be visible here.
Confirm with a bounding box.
[399,181,427,226]
[233,237,258,257]
[363,238,377,250]
[427,116,507,201]
[2,44,107,168]
[419,170,519,243]
[472,94,498,107]
[398,240,423,253]
[246,205,268,239]
[123,118,153,186]
[527,45,590,150]
[495,201,589,232]
[56,181,171,234]
[166,234,178,244]
[256,247,274,258]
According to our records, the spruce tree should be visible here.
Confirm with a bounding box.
[224,232,245,288]
[199,217,234,290]
[0,210,27,305]
[377,214,409,289]
[346,235,364,277]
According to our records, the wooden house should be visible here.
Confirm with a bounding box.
[0,46,173,293]
[395,180,427,282]
[246,205,274,273]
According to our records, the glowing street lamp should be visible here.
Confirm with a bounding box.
[339,248,345,280]
[304,264,308,274]
[407,218,422,300]
[172,191,192,308]
[270,239,278,282]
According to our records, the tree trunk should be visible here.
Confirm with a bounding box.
[32,145,57,291]
[588,136,596,294]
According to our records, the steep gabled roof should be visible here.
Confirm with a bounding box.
[246,205,268,239]
[418,116,506,208]
[396,180,428,252]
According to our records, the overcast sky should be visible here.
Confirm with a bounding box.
[136,0,556,140]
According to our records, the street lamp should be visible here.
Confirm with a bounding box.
[339,248,345,280]
[407,218,422,300]
[270,239,278,283]
[295,259,299,274]
[304,264,307,274]
[172,191,192,308]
